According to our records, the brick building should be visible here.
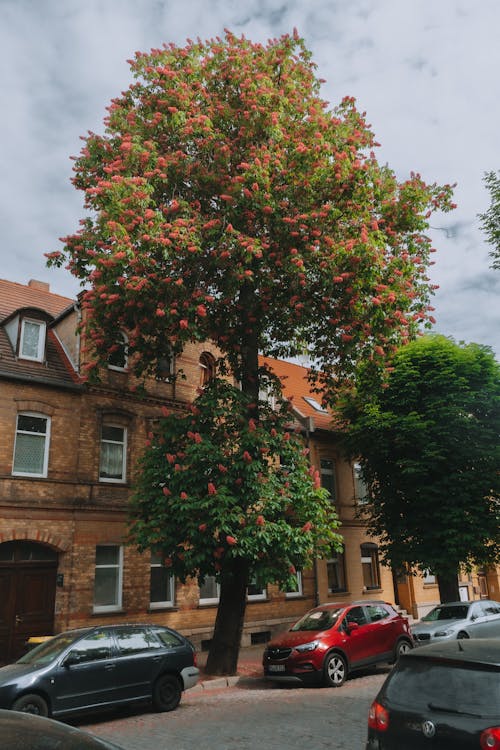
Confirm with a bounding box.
[2,277,466,662]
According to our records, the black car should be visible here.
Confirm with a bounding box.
[366,638,500,749]
[0,708,124,749]
[0,624,199,718]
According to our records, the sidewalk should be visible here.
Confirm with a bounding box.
[193,644,265,692]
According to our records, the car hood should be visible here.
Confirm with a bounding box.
[412,620,463,634]
[267,629,329,649]
[0,662,44,684]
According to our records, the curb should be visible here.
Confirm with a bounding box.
[191,673,265,693]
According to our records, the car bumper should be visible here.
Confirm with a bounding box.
[180,666,199,691]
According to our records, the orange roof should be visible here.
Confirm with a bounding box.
[259,355,334,432]
[0,278,73,321]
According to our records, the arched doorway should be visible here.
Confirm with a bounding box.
[0,541,58,663]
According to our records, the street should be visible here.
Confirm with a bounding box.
[76,668,388,750]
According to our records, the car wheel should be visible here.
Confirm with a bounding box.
[457,631,469,639]
[153,674,182,712]
[12,694,49,716]
[323,652,347,688]
[394,638,413,660]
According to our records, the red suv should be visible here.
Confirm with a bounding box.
[263,601,412,687]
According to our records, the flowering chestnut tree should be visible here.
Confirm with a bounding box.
[130,378,340,673]
[48,31,455,672]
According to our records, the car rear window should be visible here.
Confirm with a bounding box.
[154,628,184,647]
[385,659,500,718]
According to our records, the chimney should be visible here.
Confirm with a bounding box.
[28,279,50,293]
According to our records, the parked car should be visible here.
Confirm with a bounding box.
[411,599,500,644]
[0,708,124,749]
[366,638,500,749]
[0,623,199,718]
[263,600,413,687]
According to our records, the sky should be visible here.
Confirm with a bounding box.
[1,0,499,356]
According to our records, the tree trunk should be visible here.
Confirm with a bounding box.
[205,558,250,675]
[437,572,460,603]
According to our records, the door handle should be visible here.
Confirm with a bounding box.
[104,664,116,671]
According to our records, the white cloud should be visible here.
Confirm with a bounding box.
[1,0,498,355]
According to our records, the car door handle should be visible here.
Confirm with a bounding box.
[104,664,116,671]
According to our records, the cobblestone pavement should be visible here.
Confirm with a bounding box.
[75,667,389,750]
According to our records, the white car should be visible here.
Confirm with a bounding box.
[412,599,500,644]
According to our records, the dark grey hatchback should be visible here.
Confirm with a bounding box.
[0,624,199,718]
[366,638,500,749]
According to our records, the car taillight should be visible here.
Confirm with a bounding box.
[480,727,500,749]
[192,651,198,667]
[368,700,390,731]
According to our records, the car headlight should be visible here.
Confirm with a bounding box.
[434,629,455,637]
[295,640,319,653]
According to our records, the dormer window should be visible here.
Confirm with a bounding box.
[20,319,46,362]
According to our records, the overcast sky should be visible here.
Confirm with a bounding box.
[1,0,499,356]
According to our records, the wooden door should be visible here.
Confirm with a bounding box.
[0,542,57,664]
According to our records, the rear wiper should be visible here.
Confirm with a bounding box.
[428,703,482,718]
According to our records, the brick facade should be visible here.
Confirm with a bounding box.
[0,278,438,660]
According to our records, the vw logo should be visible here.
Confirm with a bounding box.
[422,720,436,738]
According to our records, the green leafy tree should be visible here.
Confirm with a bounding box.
[340,335,500,603]
[479,170,500,269]
[48,31,454,671]
[130,378,340,673]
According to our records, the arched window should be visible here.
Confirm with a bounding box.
[199,352,216,387]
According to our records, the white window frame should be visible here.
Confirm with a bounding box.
[12,412,51,478]
[19,318,46,362]
[285,571,303,598]
[199,575,220,605]
[354,462,369,504]
[99,424,127,483]
[149,552,175,609]
[93,545,123,613]
[320,457,336,503]
[247,575,267,601]
[108,332,128,371]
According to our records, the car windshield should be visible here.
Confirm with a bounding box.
[290,608,344,632]
[421,605,469,622]
[385,660,500,718]
[17,632,83,665]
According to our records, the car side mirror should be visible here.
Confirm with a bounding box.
[347,622,359,634]
[63,653,81,668]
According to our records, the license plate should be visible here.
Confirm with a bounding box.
[268,664,286,672]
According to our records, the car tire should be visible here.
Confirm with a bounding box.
[12,694,49,717]
[457,631,469,639]
[323,652,347,688]
[394,638,413,660]
[153,674,182,712]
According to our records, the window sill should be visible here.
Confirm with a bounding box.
[362,587,382,593]
[147,606,178,613]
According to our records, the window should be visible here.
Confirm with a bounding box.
[156,350,175,381]
[114,626,162,655]
[67,630,115,663]
[302,396,328,413]
[366,603,390,622]
[320,458,336,502]
[199,352,216,387]
[150,552,175,609]
[354,462,369,504]
[199,575,220,604]
[12,413,50,477]
[361,543,381,590]
[94,545,123,612]
[327,551,347,593]
[20,319,46,361]
[247,575,266,601]
[423,570,436,585]
[345,606,368,627]
[108,332,128,371]
[285,571,303,598]
[99,425,126,482]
